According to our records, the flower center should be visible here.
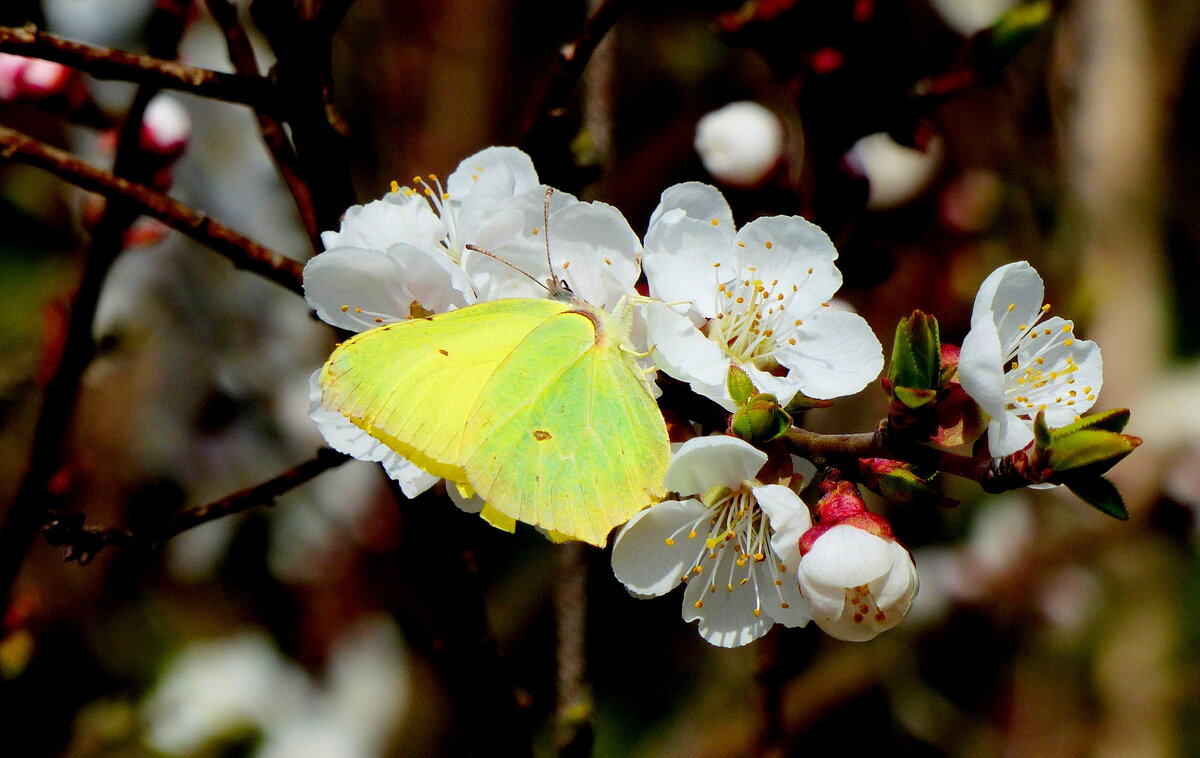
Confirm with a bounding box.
[663,487,792,618]
[706,269,797,369]
[1001,316,1096,417]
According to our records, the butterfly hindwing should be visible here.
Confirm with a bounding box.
[462,304,669,546]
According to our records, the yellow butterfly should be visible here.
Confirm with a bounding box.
[319,197,669,546]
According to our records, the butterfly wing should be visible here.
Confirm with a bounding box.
[319,298,572,483]
[462,305,670,546]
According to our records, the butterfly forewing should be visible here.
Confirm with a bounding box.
[320,299,572,482]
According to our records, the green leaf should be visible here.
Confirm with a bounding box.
[1064,476,1129,521]
[888,311,941,397]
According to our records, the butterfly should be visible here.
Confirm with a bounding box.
[318,191,669,546]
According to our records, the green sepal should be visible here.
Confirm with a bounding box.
[894,386,938,409]
[1063,475,1129,521]
[783,390,833,412]
[730,393,793,443]
[1035,409,1141,479]
[727,364,756,407]
[859,458,959,508]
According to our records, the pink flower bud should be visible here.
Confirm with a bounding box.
[139,95,191,156]
[0,53,30,101]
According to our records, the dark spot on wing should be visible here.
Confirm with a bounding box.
[438,348,449,356]
[532,430,552,441]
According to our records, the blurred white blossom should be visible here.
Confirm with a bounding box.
[693,101,784,188]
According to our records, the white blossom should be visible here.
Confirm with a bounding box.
[693,101,784,188]
[797,524,918,642]
[611,436,812,647]
[957,261,1103,456]
[641,182,882,411]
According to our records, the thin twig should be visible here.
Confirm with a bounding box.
[41,448,352,564]
[250,0,356,232]
[519,0,628,143]
[0,24,280,110]
[203,0,321,247]
[0,125,306,293]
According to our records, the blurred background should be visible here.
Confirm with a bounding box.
[1,0,1198,755]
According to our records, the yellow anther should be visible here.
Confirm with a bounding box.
[780,602,790,609]
[737,241,747,248]
[694,600,703,609]
[688,530,697,539]
[1007,303,1015,311]
[665,537,675,546]
[711,218,720,226]
[340,305,350,312]
[390,180,400,193]
[1042,303,1051,312]
[754,552,765,562]
[1064,339,1074,346]
[753,609,763,617]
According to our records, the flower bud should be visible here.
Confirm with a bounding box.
[693,101,784,188]
[730,392,792,443]
[859,458,959,508]
[140,95,191,157]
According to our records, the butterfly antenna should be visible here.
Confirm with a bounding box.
[543,187,557,285]
[463,244,551,292]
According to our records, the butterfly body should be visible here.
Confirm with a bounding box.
[320,296,669,546]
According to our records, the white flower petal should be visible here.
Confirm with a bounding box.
[446,146,540,238]
[612,499,710,596]
[760,562,812,628]
[988,411,1036,457]
[324,193,443,253]
[957,314,1008,417]
[733,216,841,311]
[387,243,475,312]
[644,213,735,316]
[303,248,413,331]
[775,308,884,399]
[542,200,641,309]
[642,300,730,388]
[682,563,773,648]
[648,181,734,232]
[972,261,1044,347]
[754,484,811,571]
[665,436,768,495]
[307,371,439,498]
[874,541,919,613]
[799,524,894,589]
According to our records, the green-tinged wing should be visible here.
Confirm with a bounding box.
[319,298,572,482]
[462,307,670,546]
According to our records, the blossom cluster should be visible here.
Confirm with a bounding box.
[305,146,1108,646]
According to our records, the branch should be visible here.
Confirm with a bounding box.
[0,24,280,110]
[783,424,996,486]
[41,448,352,564]
[0,125,306,294]
[203,0,321,247]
